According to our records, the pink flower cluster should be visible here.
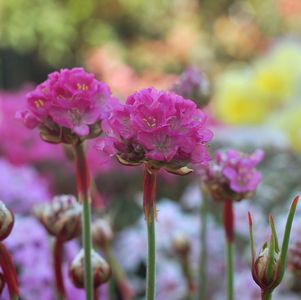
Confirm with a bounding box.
[97,87,213,174]
[17,68,114,142]
[202,149,264,201]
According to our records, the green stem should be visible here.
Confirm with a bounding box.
[226,241,234,300]
[261,290,272,300]
[74,143,93,300]
[82,196,93,300]
[143,165,157,300]
[146,211,156,300]
[198,188,208,299]
[53,238,66,300]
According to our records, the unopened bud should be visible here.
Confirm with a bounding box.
[172,233,191,256]
[0,202,14,241]
[255,246,279,283]
[92,219,113,249]
[69,249,111,288]
[34,195,82,241]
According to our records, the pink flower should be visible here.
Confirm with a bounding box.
[97,87,213,174]
[201,149,264,201]
[17,68,116,143]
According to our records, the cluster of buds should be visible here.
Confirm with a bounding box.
[34,195,82,241]
[92,218,113,249]
[248,196,299,298]
[69,249,111,288]
[172,67,210,108]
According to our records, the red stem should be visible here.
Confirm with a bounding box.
[74,143,90,203]
[223,200,234,242]
[0,242,19,299]
[143,166,157,223]
[53,238,66,298]
[94,287,98,300]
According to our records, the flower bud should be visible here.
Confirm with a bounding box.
[0,202,14,241]
[254,245,279,284]
[92,219,113,249]
[172,232,191,256]
[34,195,82,241]
[69,249,111,288]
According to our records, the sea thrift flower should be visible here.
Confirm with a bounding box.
[17,68,115,144]
[97,87,213,175]
[34,195,82,241]
[172,68,210,108]
[69,249,111,288]
[201,149,264,202]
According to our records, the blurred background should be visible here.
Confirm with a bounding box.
[1,0,301,299]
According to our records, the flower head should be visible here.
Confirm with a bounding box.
[201,149,264,202]
[172,67,210,108]
[17,68,115,144]
[34,195,82,241]
[97,87,213,174]
[69,249,111,288]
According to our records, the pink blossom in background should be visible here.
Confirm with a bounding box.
[0,159,51,213]
[217,149,264,193]
[97,87,213,174]
[17,68,116,138]
[0,87,65,165]
[201,149,264,201]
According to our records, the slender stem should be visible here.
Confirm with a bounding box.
[104,245,134,300]
[226,240,234,300]
[0,243,19,300]
[180,255,194,299]
[261,290,272,300]
[223,201,234,300]
[143,166,157,300]
[53,238,66,300]
[146,211,156,300]
[74,143,93,300]
[198,188,208,299]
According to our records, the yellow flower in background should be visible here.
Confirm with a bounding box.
[253,42,301,106]
[214,70,270,125]
[270,103,301,152]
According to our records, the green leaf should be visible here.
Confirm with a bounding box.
[278,196,299,282]
[266,228,275,282]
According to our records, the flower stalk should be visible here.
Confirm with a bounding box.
[223,200,234,300]
[143,165,157,300]
[74,143,93,300]
[53,238,66,300]
[0,242,19,300]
